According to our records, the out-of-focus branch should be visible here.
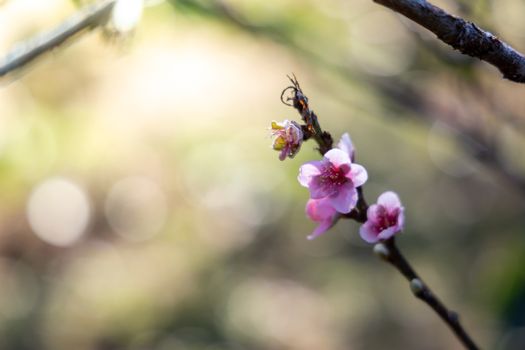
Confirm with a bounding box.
[375,238,480,350]
[372,0,525,83]
[0,0,115,78]
[372,77,525,197]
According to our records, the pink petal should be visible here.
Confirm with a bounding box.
[397,209,405,231]
[366,204,382,224]
[347,164,368,187]
[309,176,335,199]
[377,226,398,241]
[298,161,322,187]
[324,149,351,167]
[305,199,338,240]
[329,183,358,214]
[278,147,288,161]
[377,191,402,211]
[307,220,333,240]
[306,198,336,221]
[337,133,355,160]
[359,222,379,243]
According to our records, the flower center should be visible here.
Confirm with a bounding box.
[318,164,349,192]
[376,207,399,231]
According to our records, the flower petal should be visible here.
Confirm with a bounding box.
[306,198,336,221]
[377,226,398,241]
[305,199,338,240]
[348,163,368,187]
[397,209,405,230]
[359,222,379,243]
[377,191,402,211]
[307,220,333,240]
[279,147,288,161]
[308,176,336,199]
[298,161,322,187]
[366,204,382,223]
[337,133,355,160]
[329,183,358,213]
[324,149,351,167]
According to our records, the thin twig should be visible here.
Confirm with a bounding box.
[372,0,525,83]
[282,75,334,155]
[0,0,116,78]
[375,238,480,350]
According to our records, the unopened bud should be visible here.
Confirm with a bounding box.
[410,278,424,295]
[111,0,144,33]
[373,242,390,260]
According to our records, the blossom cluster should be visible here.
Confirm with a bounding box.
[271,124,404,243]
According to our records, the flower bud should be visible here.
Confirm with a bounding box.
[111,0,144,33]
[270,120,303,161]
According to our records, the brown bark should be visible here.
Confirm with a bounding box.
[374,0,525,83]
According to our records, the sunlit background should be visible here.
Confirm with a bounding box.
[1,0,525,349]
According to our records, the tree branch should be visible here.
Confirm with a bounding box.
[375,238,480,350]
[0,0,115,78]
[373,0,525,83]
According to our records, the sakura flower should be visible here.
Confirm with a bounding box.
[360,191,404,243]
[270,120,303,161]
[305,198,338,240]
[337,132,355,161]
[298,148,368,214]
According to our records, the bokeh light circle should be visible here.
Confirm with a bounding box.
[105,177,168,242]
[27,177,91,247]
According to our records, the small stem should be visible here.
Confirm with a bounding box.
[283,76,334,155]
[376,238,480,350]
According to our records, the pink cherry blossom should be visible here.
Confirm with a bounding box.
[270,120,303,161]
[359,191,404,243]
[298,148,368,214]
[305,198,338,240]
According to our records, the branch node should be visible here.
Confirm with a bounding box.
[409,278,425,296]
[373,243,391,260]
[449,310,460,323]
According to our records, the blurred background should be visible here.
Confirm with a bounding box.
[0,0,525,349]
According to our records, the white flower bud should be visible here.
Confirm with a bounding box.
[111,0,144,33]
[410,278,425,295]
[373,242,390,260]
